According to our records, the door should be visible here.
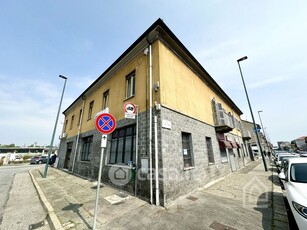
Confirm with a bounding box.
[228,149,237,172]
[64,142,73,169]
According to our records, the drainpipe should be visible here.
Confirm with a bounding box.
[154,115,159,206]
[71,96,85,173]
[149,44,153,205]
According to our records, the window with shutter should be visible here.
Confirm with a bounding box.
[217,103,225,125]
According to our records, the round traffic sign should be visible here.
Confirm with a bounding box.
[95,113,116,134]
[124,102,136,114]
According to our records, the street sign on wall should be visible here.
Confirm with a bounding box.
[124,102,136,119]
[95,113,116,135]
[253,127,261,133]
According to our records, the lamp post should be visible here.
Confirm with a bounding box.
[237,57,267,171]
[258,110,270,154]
[43,75,68,178]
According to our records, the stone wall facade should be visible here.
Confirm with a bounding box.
[58,106,251,207]
[159,106,233,206]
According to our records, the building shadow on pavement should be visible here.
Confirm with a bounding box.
[62,202,92,229]
[254,191,300,230]
[254,192,273,230]
[283,197,299,230]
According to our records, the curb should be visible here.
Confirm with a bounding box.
[271,164,289,229]
[29,169,64,230]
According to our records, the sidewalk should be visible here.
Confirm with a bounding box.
[29,168,148,229]
[30,159,289,230]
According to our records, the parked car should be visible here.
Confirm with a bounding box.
[30,156,48,164]
[275,153,299,170]
[272,151,288,164]
[279,158,291,190]
[12,155,23,162]
[279,158,307,229]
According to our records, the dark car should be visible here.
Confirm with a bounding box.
[30,156,48,164]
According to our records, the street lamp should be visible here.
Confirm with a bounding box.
[237,57,268,171]
[258,110,270,154]
[43,75,68,178]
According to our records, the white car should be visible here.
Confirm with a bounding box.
[279,158,307,229]
[276,153,299,168]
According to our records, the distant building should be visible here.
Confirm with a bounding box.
[291,136,307,151]
[277,141,291,151]
[0,146,57,155]
[57,19,252,206]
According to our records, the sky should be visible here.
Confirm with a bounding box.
[0,0,306,147]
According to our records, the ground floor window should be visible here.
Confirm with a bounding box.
[109,125,136,165]
[182,132,194,168]
[80,136,93,161]
[206,137,215,164]
[237,148,241,158]
[220,148,228,163]
[242,144,248,156]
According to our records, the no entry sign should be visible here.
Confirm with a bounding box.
[95,113,116,135]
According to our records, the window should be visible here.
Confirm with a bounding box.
[70,115,74,130]
[78,109,82,126]
[237,148,241,158]
[220,148,228,163]
[109,125,136,165]
[88,101,94,120]
[102,90,109,109]
[80,136,93,161]
[217,103,225,125]
[64,119,68,132]
[182,132,194,168]
[126,72,135,98]
[206,137,214,164]
[228,113,234,128]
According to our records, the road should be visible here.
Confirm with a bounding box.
[0,164,50,229]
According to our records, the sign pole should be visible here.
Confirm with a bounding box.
[124,102,138,196]
[134,105,138,196]
[92,137,105,230]
[93,110,116,229]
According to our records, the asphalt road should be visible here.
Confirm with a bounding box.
[0,164,49,229]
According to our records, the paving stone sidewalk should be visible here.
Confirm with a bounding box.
[30,159,290,230]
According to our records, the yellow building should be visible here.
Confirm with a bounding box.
[58,19,252,206]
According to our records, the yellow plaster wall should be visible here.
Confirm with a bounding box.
[63,39,242,139]
[158,41,241,128]
[63,100,83,135]
[64,43,160,138]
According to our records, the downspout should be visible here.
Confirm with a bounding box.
[154,115,159,206]
[71,96,86,173]
[149,44,153,205]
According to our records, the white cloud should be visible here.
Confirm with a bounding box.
[248,76,286,89]
[0,76,63,146]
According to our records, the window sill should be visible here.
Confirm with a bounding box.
[208,163,215,166]
[106,164,134,169]
[183,166,195,171]
[78,160,91,164]
[124,95,135,101]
